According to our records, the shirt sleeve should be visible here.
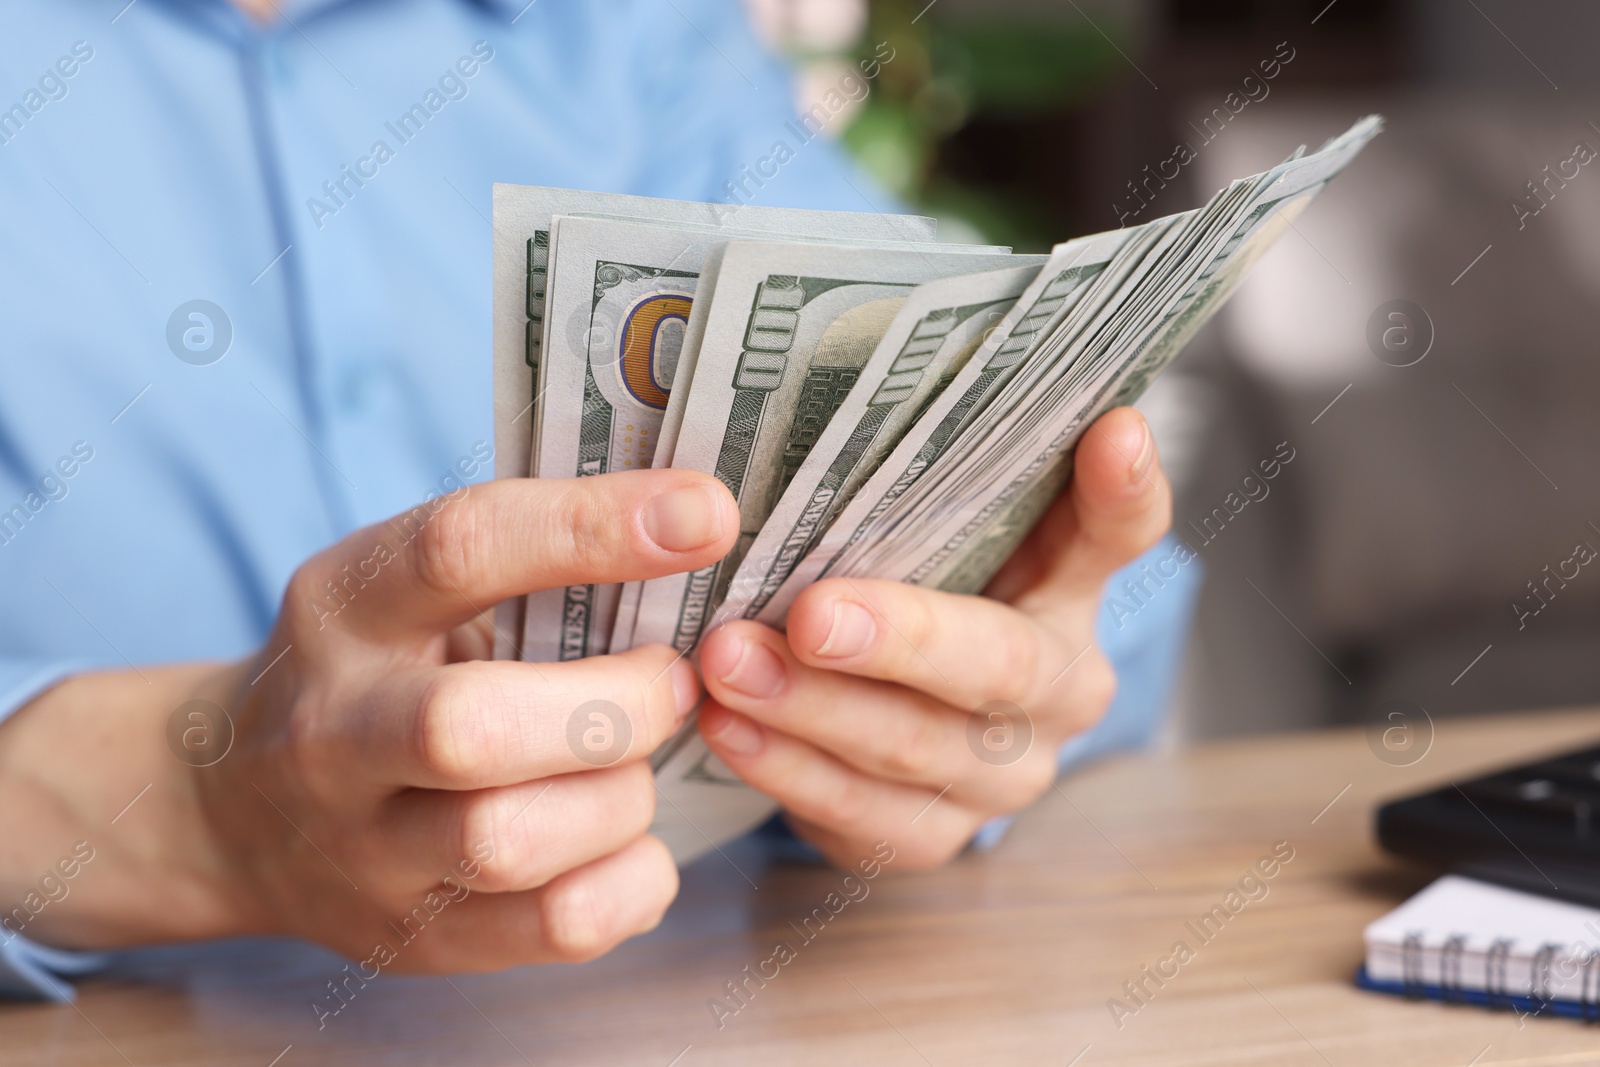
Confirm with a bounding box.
[0,658,109,1001]
[1058,534,1203,769]
[0,933,106,1002]
[0,659,84,731]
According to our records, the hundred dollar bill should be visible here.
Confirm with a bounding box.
[712,263,1044,626]
[866,210,1211,543]
[491,184,937,658]
[751,227,1148,624]
[524,214,973,662]
[627,241,1032,655]
[785,116,1385,603]
[521,216,703,662]
[609,235,1012,656]
[877,121,1383,580]
[523,219,1007,663]
[608,245,726,658]
[498,117,1382,867]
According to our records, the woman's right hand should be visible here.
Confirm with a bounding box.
[0,469,738,975]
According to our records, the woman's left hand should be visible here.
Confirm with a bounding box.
[697,406,1173,869]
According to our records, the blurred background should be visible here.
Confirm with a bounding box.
[741,0,1600,740]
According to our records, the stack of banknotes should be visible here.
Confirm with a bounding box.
[492,115,1381,863]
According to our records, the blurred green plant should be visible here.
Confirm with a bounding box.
[836,0,1133,247]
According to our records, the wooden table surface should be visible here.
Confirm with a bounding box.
[8,709,1600,1066]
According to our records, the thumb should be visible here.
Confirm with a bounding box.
[283,469,738,643]
[1046,406,1173,599]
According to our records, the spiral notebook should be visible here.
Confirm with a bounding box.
[1359,875,1600,1020]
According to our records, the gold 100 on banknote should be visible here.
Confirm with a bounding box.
[490,115,1382,865]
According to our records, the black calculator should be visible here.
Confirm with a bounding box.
[1377,742,1600,907]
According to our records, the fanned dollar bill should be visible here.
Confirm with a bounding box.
[781,116,1385,608]
[609,236,1013,657]
[491,186,938,659]
[521,216,702,662]
[607,245,727,659]
[523,215,1007,662]
[713,263,1045,627]
[753,226,1150,622]
[626,241,1033,657]
[490,117,1382,866]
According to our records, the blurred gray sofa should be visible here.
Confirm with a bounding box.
[1148,93,1600,738]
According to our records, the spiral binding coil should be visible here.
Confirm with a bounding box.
[1439,934,1466,1004]
[1485,938,1514,1010]
[1531,941,1561,1015]
[1401,932,1424,998]
[1377,932,1600,1023]
[1581,950,1600,1022]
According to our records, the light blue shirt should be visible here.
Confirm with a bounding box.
[0,0,1199,999]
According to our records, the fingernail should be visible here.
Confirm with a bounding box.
[1127,420,1155,486]
[642,485,723,553]
[719,637,786,699]
[814,600,876,659]
[706,706,764,756]
[669,660,700,725]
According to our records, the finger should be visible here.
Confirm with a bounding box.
[286,469,737,641]
[375,761,656,894]
[702,623,1067,809]
[697,701,983,870]
[782,578,1096,713]
[780,815,913,873]
[445,611,495,663]
[323,646,699,791]
[988,406,1171,605]
[700,617,1062,799]
[704,621,978,791]
[387,835,679,972]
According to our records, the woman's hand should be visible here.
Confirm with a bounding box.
[0,470,738,971]
[696,406,1172,870]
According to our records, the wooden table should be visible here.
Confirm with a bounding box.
[8,709,1600,1066]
